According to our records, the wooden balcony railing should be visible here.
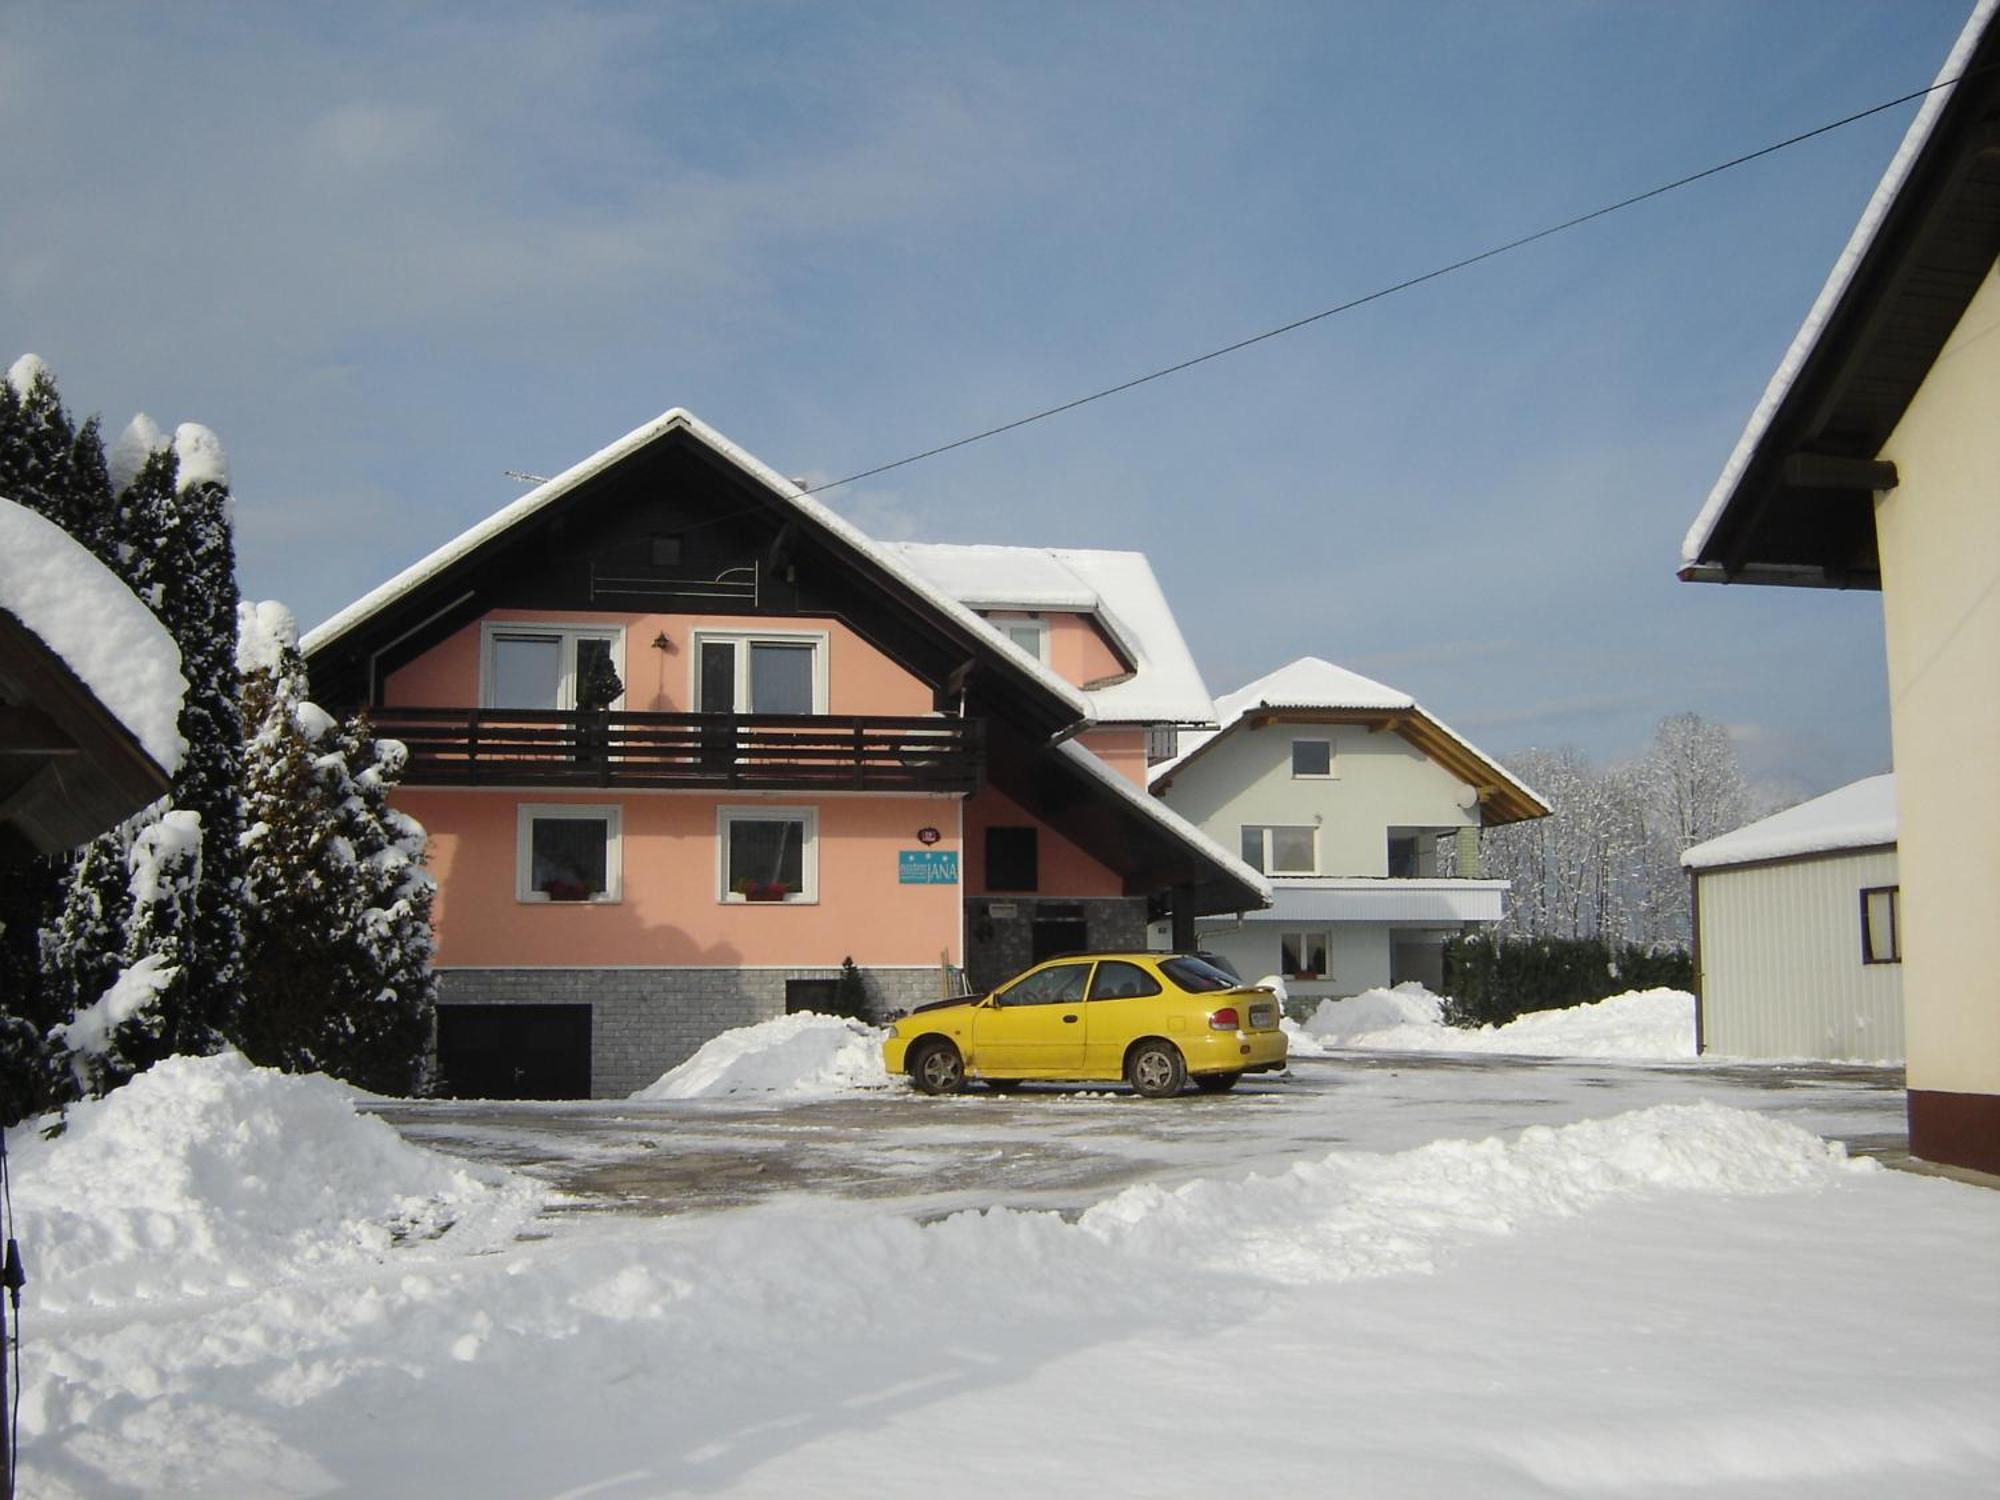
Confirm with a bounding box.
[367,708,984,793]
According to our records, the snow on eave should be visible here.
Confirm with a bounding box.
[1055,738,1270,906]
[1681,0,1997,566]
[885,542,1216,725]
[300,412,1091,723]
[1683,774,1896,871]
[0,497,187,776]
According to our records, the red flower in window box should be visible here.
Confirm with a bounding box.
[542,879,595,902]
[735,879,790,902]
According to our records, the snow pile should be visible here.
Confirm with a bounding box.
[0,495,188,773]
[11,1052,543,1313]
[632,1012,890,1100]
[1287,985,1696,1060]
[1081,1101,1860,1284]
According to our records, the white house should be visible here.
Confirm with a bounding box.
[1679,2,1999,1173]
[1683,775,1900,1062]
[1148,657,1548,999]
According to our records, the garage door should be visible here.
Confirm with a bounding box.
[436,1003,592,1100]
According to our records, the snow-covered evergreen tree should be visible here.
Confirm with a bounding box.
[236,603,436,1095]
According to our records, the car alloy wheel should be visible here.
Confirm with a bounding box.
[1126,1039,1187,1098]
[911,1040,966,1095]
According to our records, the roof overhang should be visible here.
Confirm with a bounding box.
[1681,3,2000,589]
[0,609,171,861]
[1151,705,1549,826]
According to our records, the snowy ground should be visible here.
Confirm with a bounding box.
[17,1004,1999,1498]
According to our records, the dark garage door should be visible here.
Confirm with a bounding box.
[437,1003,592,1100]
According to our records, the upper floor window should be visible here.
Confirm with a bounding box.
[985,826,1040,892]
[1241,824,1316,875]
[1861,885,1901,964]
[693,630,826,715]
[1291,739,1334,778]
[990,615,1048,663]
[483,624,624,710]
[1146,725,1178,764]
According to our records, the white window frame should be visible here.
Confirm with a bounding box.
[1241,823,1318,876]
[515,803,622,903]
[480,622,626,710]
[717,805,820,904]
[1279,929,1331,982]
[1290,737,1336,779]
[688,629,829,714]
[989,614,1049,663]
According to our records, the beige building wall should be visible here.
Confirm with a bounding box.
[1694,848,1903,1062]
[1874,265,2000,1108]
[1162,722,1478,876]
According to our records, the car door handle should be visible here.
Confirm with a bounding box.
[1062,1013,1079,1023]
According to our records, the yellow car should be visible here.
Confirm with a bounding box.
[883,952,1288,1097]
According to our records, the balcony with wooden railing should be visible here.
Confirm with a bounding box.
[366,708,984,793]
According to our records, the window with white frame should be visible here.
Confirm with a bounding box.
[693,631,825,714]
[1146,724,1178,764]
[483,624,624,711]
[1291,738,1334,778]
[1240,824,1317,875]
[1861,885,1901,964]
[516,804,620,902]
[1279,930,1330,981]
[720,806,818,902]
[990,615,1048,663]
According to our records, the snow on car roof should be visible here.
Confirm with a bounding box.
[0,495,187,775]
[1682,774,1896,870]
[887,541,1216,725]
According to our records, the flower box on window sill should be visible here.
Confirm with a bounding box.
[1289,970,1322,981]
[735,881,792,903]
[541,880,597,902]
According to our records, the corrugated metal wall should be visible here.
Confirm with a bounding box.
[1695,847,1904,1061]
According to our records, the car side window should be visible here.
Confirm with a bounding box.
[1087,961,1162,1001]
[997,963,1090,1006]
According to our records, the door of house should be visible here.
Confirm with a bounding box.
[1031,903,1089,965]
[436,1003,592,1100]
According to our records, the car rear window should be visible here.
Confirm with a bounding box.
[1159,956,1238,993]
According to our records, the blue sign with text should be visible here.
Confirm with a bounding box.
[898,850,959,885]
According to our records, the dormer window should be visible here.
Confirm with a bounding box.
[991,615,1048,663]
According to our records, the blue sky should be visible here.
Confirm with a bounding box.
[2,2,1974,794]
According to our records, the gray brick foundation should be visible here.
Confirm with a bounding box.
[437,965,949,1099]
[962,896,1148,994]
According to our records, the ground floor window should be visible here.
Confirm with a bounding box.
[721,805,818,901]
[1280,930,1329,981]
[1861,885,1900,963]
[517,804,620,901]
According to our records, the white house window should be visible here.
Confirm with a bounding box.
[693,631,826,715]
[1280,931,1329,981]
[990,615,1048,662]
[1240,824,1317,875]
[517,804,620,902]
[483,624,624,710]
[1291,739,1334,778]
[1861,885,1901,964]
[720,806,818,902]
[1146,724,1178,764]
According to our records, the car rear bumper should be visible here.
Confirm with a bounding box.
[1183,1028,1287,1075]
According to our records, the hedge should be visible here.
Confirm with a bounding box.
[1440,935,1692,1029]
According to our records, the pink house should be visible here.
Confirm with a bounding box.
[302,411,1264,1097]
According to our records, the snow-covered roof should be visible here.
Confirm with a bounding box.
[1682,0,1996,565]
[1150,656,1544,823]
[885,542,1216,725]
[0,496,187,775]
[301,410,1091,723]
[1682,774,1896,871]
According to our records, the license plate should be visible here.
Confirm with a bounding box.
[1249,1004,1276,1029]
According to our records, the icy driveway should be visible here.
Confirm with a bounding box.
[371,1052,1908,1220]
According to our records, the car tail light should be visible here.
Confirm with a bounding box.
[1208,1007,1239,1031]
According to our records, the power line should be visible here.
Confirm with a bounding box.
[801,68,1977,498]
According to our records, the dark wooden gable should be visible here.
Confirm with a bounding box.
[1684,16,2000,590]
[305,423,1079,741]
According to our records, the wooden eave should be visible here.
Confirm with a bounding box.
[303,424,1083,742]
[0,609,172,860]
[1683,19,2000,590]
[1151,705,1548,826]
